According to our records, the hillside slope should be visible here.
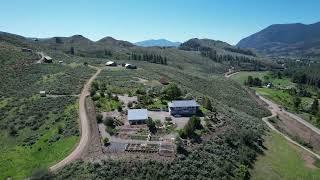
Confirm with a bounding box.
[237,22,320,57]
[0,31,274,179]
[180,38,278,71]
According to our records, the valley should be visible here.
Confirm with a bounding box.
[230,71,320,179]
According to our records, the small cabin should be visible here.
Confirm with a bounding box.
[43,56,53,63]
[125,63,137,69]
[105,61,117,66]
[39,91,46,97]
[21,48,32,52]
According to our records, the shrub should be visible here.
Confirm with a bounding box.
[146,117,156,134]
[180,116,203,139]
[57,125,64,134]
[106,126,117,136]
[92,94,100,101]
[128,101,133,108]
[117,106,123,112]
[103,137,110,146]
[161,83,182,101]
[9,125,18,136]
[104,116,114,127]
[96,114,103,123]
[30,168,52,180]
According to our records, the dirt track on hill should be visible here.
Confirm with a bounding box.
[226,71,320,159]
[49,66,102,171]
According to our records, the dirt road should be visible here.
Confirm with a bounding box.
[49,66,102,171]
[225,71,320,159]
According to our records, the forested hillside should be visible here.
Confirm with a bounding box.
[237,22,320,58]
[180,38,278,71]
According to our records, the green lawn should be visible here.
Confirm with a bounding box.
[0,129,78,179]
[230,71,268,85]
[96,97,121,112]
[251,131,320,180]
[146,98,167,110]
[230,71,295,89]
[254,88,293,108]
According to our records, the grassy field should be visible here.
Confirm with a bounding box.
[230,71,295,88]
[230,71,268,85]
[251,131,320,180]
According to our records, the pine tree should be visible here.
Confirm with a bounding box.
[311,99,319,115]
[70,47,75,55]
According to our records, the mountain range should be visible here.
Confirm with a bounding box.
[134,39,181,47]
[237,22,320,57]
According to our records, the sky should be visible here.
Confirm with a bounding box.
[0,0,320,45]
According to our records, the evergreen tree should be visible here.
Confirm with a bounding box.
[293,96,301,110]
[70,47,75,55]
[310,99,319,115]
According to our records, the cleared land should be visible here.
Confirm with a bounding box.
[251,132,320,180]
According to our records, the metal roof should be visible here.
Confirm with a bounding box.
[106,61,115,65]
[128,109,148,121]
[44,56,52,60]
[168,100,199,108]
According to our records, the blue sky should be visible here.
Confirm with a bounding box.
[0,0,320,44]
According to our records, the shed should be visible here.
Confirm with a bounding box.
[105,61,117,66]
[128,109,148,125]
[58,60,63,64]
[39,91,46,97]
[43,56,53,63]
[22,48,32,52]
[125,63,137,69]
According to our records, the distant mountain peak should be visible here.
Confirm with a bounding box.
[237,21,320,57]
[135,39,181,47]
[97,36,134,47]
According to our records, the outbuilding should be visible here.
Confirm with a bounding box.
[43,56,53,63]
[39,91,46,97]
[105,61,117,66]
[21,48,32,52]
[128,109,148,125]
[168,100,200,116]
[125,63,137,69]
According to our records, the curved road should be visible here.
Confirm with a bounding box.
[225,71,320,159]
[50,66,102,171]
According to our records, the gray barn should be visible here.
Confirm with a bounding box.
[168,100,199,116]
